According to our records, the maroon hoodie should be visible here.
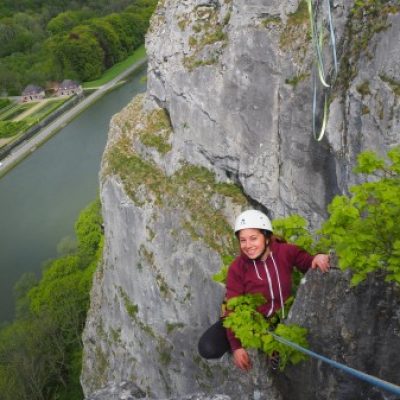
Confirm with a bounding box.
[225,239,315,351]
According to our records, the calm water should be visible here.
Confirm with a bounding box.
[0,65,147,322]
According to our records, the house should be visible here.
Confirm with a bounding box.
[21,85,45,102]
[56,80,83,96]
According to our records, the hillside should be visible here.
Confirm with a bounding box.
[0,0,156,95]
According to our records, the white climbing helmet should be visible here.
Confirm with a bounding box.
[234,210,273,233]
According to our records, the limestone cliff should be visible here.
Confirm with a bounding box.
[82,0,400,399]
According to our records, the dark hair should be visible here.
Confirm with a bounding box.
[271,234,287,243]
[235,229,286,243]
[261,229,272,238]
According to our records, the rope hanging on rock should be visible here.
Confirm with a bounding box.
[270,332,400,397]
[307,0,338,141]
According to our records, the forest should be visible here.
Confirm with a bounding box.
[0,200,103,400]
[0,0,157,95]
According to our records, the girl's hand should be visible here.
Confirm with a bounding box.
[233,348,252,371]
[311,254,330,273]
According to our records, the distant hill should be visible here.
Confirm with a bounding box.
[0,0,157,95]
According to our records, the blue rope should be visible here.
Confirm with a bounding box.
[270,332,400,397]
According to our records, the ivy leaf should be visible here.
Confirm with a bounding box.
[223,293,310,370]
[353,150,385,174]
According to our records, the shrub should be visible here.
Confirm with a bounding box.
[318,147,400,285]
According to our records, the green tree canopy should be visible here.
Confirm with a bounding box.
[0,1,158,94]
[0,13,45,57]
[86,17,124,67]
[46,9,93,34]
[48,26,104,81]
[0,199,103,400]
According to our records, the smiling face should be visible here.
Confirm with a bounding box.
[238,228,268,260]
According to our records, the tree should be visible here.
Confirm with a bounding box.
[48,26,104,81]
[0,199,103,400]
[103,13,130,57]
[318,147,400,285]
[75,198,103,258]
[0,317,67,400]
[46,10,93,35]
[86,18,123,67]
[0,1,157,91]
[0,13,45,57]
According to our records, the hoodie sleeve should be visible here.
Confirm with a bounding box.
[224,258,245,351]
[286,243,315,273]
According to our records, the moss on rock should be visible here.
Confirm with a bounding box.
[104,96,248,259]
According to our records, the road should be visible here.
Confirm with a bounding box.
[0,57,147,175]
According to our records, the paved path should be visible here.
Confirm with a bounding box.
[0,57,147,175]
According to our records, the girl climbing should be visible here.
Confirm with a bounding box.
[198,209,330,371]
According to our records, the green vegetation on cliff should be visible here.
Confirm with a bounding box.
[105,94,248,258]
[0,199,103,400]
[223,294,308,371]
[319,147,400,285]
[337,0,400,92]
[107,137,247,257]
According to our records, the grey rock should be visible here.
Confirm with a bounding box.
[326,11,400,191]
[86,383,232,400]
[85,381,232,400]
[276,268,400,400]
[86,381,146,399]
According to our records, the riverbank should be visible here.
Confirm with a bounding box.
[0,95,82,163]
[0,56,147,178]
[0,65,148,323]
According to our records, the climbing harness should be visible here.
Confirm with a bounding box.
[307,0,338,141]
[270,332,400,397]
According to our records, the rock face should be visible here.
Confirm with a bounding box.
[277,268,400,400]
[81,95,282,399]
[82,0,400,399]
[86,380,232,400]
[85,380,232,400]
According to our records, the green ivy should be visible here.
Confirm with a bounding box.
[223,294,308,370]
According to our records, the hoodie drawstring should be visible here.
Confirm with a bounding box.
[271,252,285,318]
[253,260,263,280]
[252,253,285,318]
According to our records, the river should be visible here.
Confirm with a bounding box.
[0,64,147,323]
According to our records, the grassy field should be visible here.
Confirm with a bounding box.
[83,45,146,89]
[25,99,66,124]
[0,99,67,146]
[0,121,28,139]
[0,98,11,110]
[0,102,37,121]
